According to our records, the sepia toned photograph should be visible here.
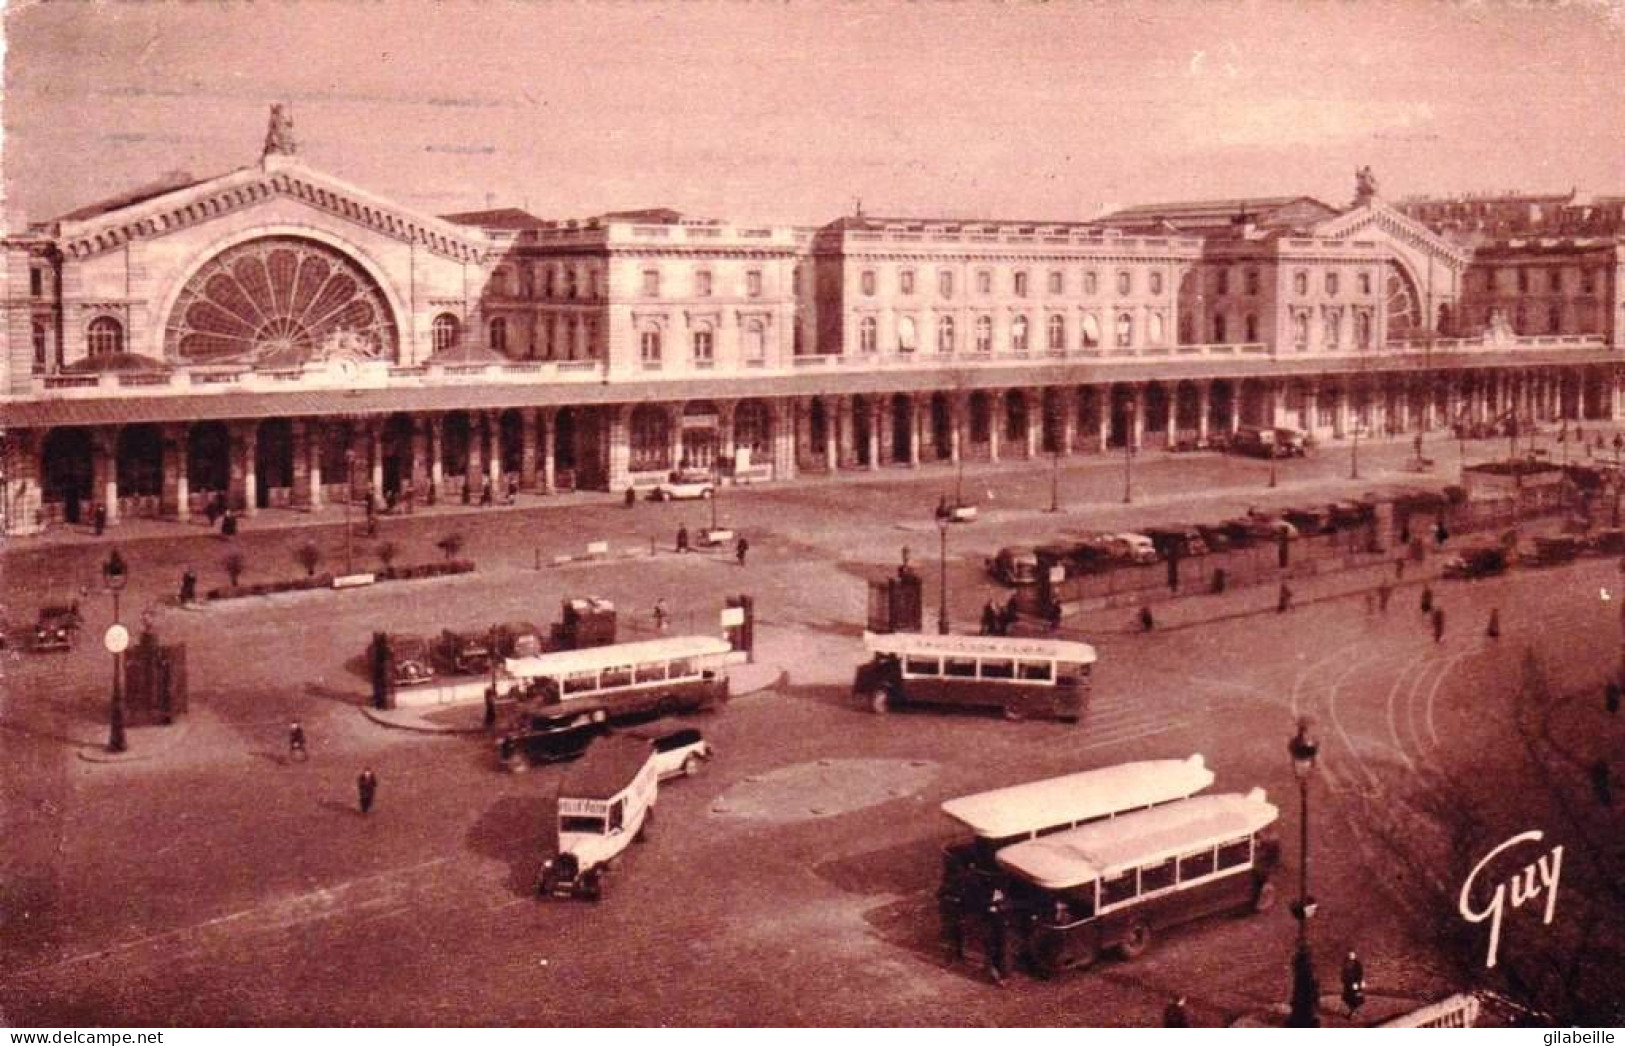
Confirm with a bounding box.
[2,0,1622,1029]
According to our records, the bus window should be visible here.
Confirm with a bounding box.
[1217,838,1251,870]
[1140,857,1176,894]
[561,815,606,835]
[535,678,563,703]
[944,658,977,679]
[634,662,667,684]
[608,799,625,834]
[1017,660,1054,683]
[601,665,633,689]
[904,655,941,677]
[1178,848,1216,882]
[669,658,695,679]
[1062,886,1096,920]
[980,659,1015,680]
[564,672,597,696]
[1101,870,1137,907]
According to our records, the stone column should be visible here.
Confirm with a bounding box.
[93,427,120,526]
[161,424,190,521]
[1098,389,1111,450]
[1059,391,1075,455]
[824,400,839,472]
[1334,382,1350,439]
[867,400,881,471]
[520,411,539,491]
[1272,381,1289,428]
[3,430,44,536]
[949,395,963,464]
[369,422,385,499]
[409,417,428,495]
[229,423,257,517]
[773,399,797,480]
[908,396,922,468]
[486,411,503,491]
[305,420,324,510]
[988,395,1002,462]
[538,409,556,493]
[718,402,737,474]
[465,415,484,498]
[1163,391,1177,447]
[1129,385,1145,450]
[290,420,310,511]
[1025,393,1040,459]
[428,416,444,495]
[668,404,685,474]
[606,405,631,492]
[1196,382,1211,443]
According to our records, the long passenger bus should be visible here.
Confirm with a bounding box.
[504,635,733,723]
[937,756,1214,950]
[995,789,1281,976]
[854,632,1097,721]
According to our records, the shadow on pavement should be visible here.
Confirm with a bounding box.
[465,794,554,898]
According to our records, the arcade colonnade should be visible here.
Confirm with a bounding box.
[8,365,1622,528]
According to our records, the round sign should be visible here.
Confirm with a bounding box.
[104,623,130,654]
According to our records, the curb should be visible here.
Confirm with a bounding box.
[75,719,196,764]
[360,705,489,736]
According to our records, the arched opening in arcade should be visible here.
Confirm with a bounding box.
[680,401,720,471]
[851,396,873,466]
[254,418,293,509]
[1142,383,1171,449]
[630,404,673,475]
[967,392,991,455]
[733,399,771,473]
[1208,380,1235,435]
[499,409,524,480]
[1040,388,1062,454]
[441,412,471,498]
[890,394,912,464]
[382,414,415,499]
[318,420,354,502]
[1076,386,1102,452]
[1284,379,1310,433]
[188,421,231,509]
[41,428,93,525]
[1238,379,1269,428]
[116,423,163,517]
[807,398,830,469]
[1175,382,1201,445]
[1003,390,1027,447]
[1108,385,1136,448]
[930,392,953,460]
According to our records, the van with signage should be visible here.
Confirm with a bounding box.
[537,734,659,901]
[854,632,1096,722]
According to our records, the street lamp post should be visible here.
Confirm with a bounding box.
[1287,717,1321,1027]
[343,448,357,576]
[102,549,130,753]
[937,520,950,635]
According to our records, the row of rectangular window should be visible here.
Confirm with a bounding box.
[860,268,1161,299]
[639,323,769,363]
[1483,267,1604,295]
[641,269,764,298]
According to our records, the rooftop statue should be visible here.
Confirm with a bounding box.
[263,103,297,158]
[1355,164,1379,202]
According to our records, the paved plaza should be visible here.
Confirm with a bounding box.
[3,436,1622,1026]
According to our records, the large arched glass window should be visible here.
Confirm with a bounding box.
[432,313,461,354]
[937,316,955,353]
[629,405,672,472]
[975,315,992,353]
[1047,314,1065,351]
[1011,315,1029,353]
[897,316,917,353]
[488,317,508,355]
[859,316,878,353]
[1115,312,1133,348]
[87,316,125,357]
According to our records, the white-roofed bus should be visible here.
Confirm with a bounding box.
[504,635,732,725]
[995,789,1282,976]
[936,756,1214,960]
[854,632,1096,722]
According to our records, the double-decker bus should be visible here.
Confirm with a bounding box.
[853,632,1097,721]
[504,635,732,723]
[995,788,1281,975]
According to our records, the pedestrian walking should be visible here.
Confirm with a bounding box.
[676,525,690,554]
[935,495,949,522]
[625,485,637,509]
[1139,605,1155,632]
[480,477,495,506]
[1163,995,1191,1029]
[653,597,670,632]
[981,601,1000,636]
[1277,582,1293,614]
[357,768,378,814]
[1378,579,1392,612]
[1487,608,1501,638]
[93,502,107,536]
[1341,951,1366,1017]
[506,475,519,505]
[484,686,497,730]
[1606,681,1620,715]
[288,721,308,762]
[735,535,749,567]
[205,495,222,529]
[221,508,238,538]
[179,567,198,605]
[1420,584,1433,614]
[984,887,1011,986]
[1432,606,1446,643]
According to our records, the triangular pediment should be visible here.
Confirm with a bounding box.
[1314,198,1470,269]
[51,159,490,264]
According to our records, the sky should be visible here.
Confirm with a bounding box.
[3,0,1624,230]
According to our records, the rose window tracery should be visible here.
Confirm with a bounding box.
[165,237,398,366]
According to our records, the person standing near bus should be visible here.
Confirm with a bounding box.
[357,767,378,814]
[984,887,1012,986]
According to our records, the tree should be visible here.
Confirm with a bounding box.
[294,540,322,578]
[375,540,399,574]
[436,532,465,562]
[223,552,246,588]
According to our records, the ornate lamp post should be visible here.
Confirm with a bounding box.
[1287,717,1321,1027]
[937,518,950,635]
[102,549,130,753]
[343,448,357,576]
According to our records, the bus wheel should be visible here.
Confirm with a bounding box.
[1252,881,1277,913]
[870,690,890,715]
[1117,920,1152,960]
[1030,936,1065,979]
[682,754,704,777]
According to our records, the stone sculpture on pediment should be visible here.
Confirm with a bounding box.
[1355,165,1379,203]
[263,103,298,159]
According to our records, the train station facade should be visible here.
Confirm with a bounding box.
[3,112,1623,535]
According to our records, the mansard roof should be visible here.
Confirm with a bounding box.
[1093,196,1338,234]
[441,207,548,230]
[43,158,491,264]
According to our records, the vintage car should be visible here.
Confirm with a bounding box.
[1442,546,1510,580]
[1325,500,1375,531]
[1280,507,1330,536]
[32,603,82,653]
[493,620,545,660]
[1105,533,1160,565]
[988,546,1041,586]
[1588,528,1625,556]
[537,734,660,902]
[1142,526,1208,560]
[1193,523,1234,553]
[1272,427,1310,457]
[389,635,436,687]
[626,724,714,781]
[437,628,492,675]
[498,707,610,771]
[650,470,715,501]
[1530,535,1583,566]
